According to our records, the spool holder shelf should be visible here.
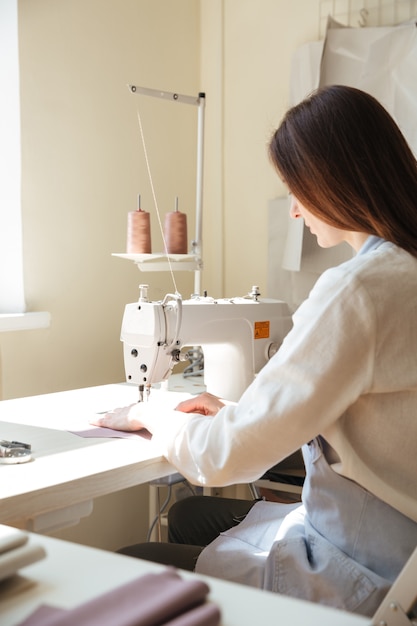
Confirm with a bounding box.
[112,252,203,273]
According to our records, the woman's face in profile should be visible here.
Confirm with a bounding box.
[288,193,367,252]
[288,194,345,248]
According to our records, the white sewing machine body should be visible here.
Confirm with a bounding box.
[121,288,292,402]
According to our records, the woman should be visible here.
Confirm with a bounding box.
[92,85,417,616]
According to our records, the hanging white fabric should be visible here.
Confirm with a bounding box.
[320,16,417,155]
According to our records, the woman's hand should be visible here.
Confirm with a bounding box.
[90,403,146,432]
[90,391,225,433]
[175,392,225,416]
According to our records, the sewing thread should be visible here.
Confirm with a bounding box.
[127,195,152,253]
[164,199,188,254]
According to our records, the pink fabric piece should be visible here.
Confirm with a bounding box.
[19,568,221,626]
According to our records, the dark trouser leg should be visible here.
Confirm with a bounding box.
[117,542,203,571]
[116,496,256,571]
[168,495,256,545]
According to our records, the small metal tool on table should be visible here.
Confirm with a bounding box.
[0,439,32,464]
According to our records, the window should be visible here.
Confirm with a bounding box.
[0,0,25,315]
[0,0,49,331]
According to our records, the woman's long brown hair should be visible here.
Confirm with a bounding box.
[269,85,417,256]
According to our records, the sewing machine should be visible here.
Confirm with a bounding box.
[121,285,292,402]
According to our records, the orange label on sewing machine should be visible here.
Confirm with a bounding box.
[254,321,270,339]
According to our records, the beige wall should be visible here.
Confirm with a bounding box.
[200,0,321,299]
[1,0,322,549]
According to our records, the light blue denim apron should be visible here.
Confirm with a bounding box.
[195,438,417,616]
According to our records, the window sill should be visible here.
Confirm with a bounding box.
[0,312,51,333]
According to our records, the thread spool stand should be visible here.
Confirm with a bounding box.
[112,85,205,296]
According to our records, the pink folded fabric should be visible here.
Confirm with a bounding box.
[19,568,221,626]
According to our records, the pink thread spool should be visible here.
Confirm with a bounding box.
[164,198,188,254]
[126,195,152,254]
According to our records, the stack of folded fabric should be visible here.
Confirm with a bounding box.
[19,568,221,626]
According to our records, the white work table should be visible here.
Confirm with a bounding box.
[0,384,376,626]
[0,383,184,530]
[0,532,370,626]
